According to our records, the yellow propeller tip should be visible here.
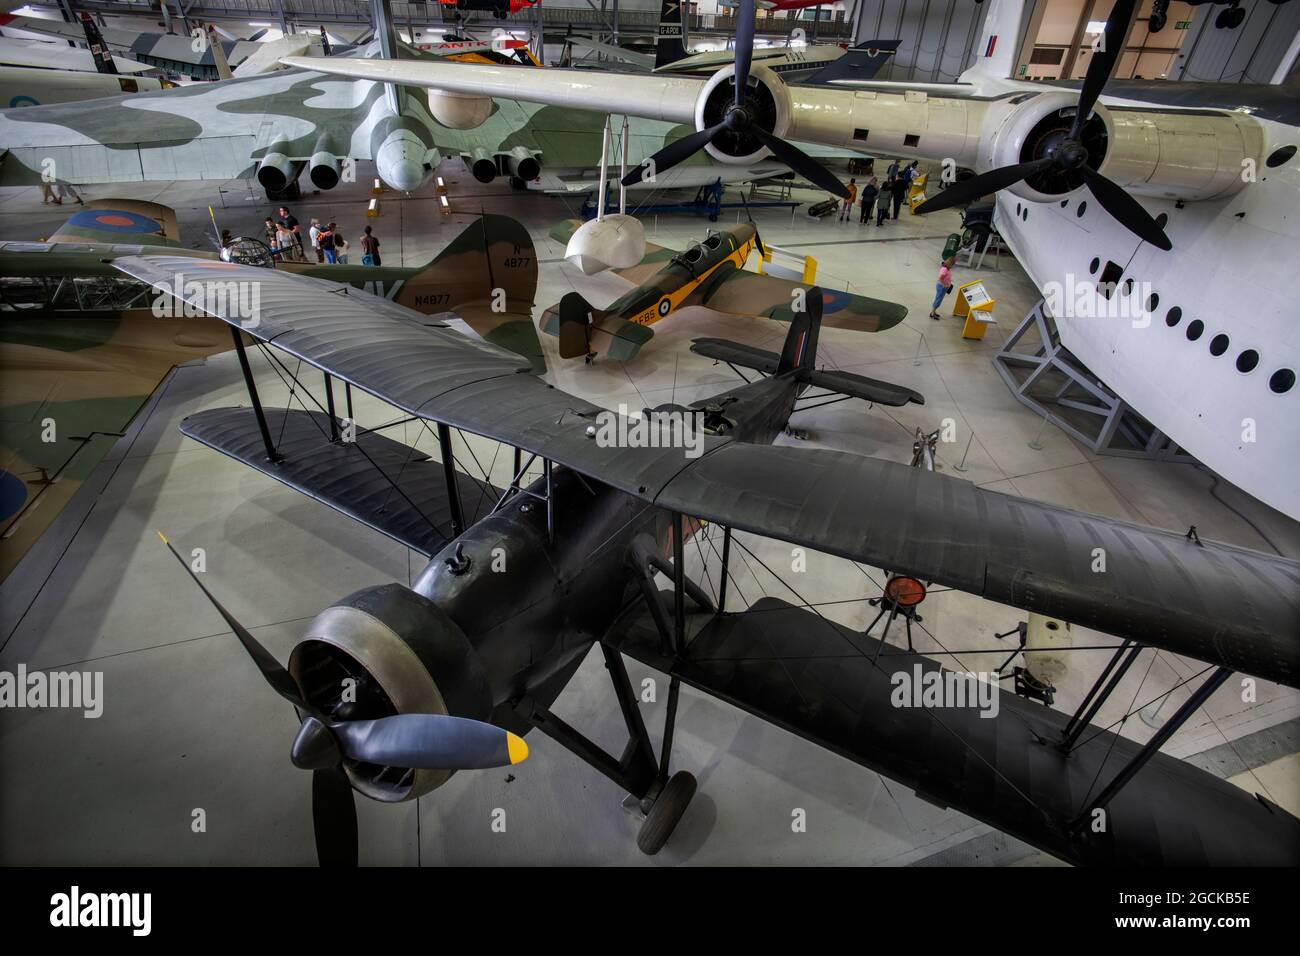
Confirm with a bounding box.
[506,732,529,765]
[156,530,169,544]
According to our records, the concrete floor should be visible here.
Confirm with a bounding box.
[1,165,1297,865]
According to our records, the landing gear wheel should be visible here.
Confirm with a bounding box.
[636,771,696,856]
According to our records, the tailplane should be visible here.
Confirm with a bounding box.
[654,0,688,69]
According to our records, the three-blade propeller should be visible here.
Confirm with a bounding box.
[916,0,1171,251]
[157,532,527,866]
[621,0,848,198]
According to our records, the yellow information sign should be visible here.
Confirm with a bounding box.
[953,279,996,340]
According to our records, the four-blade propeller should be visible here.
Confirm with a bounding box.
[157,532,527,866]
[621,0,848,198]
[916,0,1171,251]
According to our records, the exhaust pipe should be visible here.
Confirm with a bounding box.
[309,135,342,190]
[256,143,297,193]
[504,146,540,181]
[469,147,497,183]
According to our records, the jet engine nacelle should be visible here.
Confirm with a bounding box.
[502,146,541,181]
[427,90,493,130]
[309,150,341,190]
[692,63,793,167]
[256,146,300,193]
[289,583,494,802]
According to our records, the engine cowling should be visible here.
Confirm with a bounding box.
[692,63,793,166]
[256,143,298,193]
[427,90,493,130]
[309,150,341,190]
[288,583,493,802]
[981,90,1259,203]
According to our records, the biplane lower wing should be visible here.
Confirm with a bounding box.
[111,256,1300,688]
[606,596,1300,867]
[181,407,501,555]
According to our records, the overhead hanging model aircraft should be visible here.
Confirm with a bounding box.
[123,251,1300,866]
[0,13,166,107]
[542,217,909,362]
[280,0,1300,521]
[565,0,901,85]
[438,0,540,17]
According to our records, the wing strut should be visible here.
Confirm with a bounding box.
[231,327,283,463]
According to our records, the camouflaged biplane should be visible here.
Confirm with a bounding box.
[0,200,542,579]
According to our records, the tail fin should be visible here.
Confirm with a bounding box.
[206,24,233,81]
[777,286,822,374]
[556,292,595,359]
[961,0,1027,82]
[77,12,118,75]
[654,0,688,69]
[802,39,901,85]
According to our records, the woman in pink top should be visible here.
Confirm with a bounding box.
[930,257,955,319]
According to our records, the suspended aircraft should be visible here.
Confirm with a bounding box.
[120,248,1300,866]
[280,0,1300,521]
[542,218,908,362]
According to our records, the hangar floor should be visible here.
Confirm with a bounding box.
[1,169,1297,866]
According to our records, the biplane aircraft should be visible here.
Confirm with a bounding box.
[542,218,906,362]
[120,250,1300,867]
[0,203,540,580]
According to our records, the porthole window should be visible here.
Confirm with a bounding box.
[1209,334,1230,356]
[1236,350,1259,373]
[1016,202,1022,217]
[1186,319,1204,341]
[1060,199,1069,208]
[1265,145,1297,169]
[1022,207,1028,221]
[1165,306,1182,327]
[1077,202,1087,218]
[1089,257,1100,275]
[1269,368,1296,393]
[1146,292,1160,312]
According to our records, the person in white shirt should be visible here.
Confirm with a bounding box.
[309,219,323,263]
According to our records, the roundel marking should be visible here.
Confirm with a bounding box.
[67,209,164,234]
[658,297,672,317]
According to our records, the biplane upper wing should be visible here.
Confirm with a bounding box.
[687,265,909,333]
[112,256,1300,689]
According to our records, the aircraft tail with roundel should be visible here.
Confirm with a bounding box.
[960,0,1027,82]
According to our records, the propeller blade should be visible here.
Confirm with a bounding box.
[1079,166,1172,251]
[312,766,358,867]
[332,713,529,771]
[1071,0,1137,139]
[914,157,1055,215]
[620,123,723,188]
[752,127,849,199]
[157,531,309,712]
[734,0,756,107]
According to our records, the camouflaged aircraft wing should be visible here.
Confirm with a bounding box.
[115,255,1300,689]
[687,267,909,332]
